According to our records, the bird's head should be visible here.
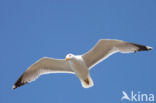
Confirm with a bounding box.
[65,53,74,61]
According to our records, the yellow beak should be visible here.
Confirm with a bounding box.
[65,57,70,61]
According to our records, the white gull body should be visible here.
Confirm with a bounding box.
[13,39,152,89]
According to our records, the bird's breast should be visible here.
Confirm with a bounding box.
[68,57,89,79]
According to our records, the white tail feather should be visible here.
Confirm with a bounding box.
[80,76,94,88]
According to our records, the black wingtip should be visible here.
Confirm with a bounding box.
[139,46,152,51]
[133,43,152,52]
[12,75,27,90]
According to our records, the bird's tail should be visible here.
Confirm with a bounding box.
[80,76,94,88]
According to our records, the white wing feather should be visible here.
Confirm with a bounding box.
[13,57,73,89]
[82,39,151,69]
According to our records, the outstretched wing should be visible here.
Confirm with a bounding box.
[82,39,152,69]
[13,57,73,89]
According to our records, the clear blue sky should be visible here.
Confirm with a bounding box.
[0,0,156,103]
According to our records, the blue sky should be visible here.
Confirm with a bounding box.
[0,0,156,103]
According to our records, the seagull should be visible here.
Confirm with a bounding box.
[12,39,152,89]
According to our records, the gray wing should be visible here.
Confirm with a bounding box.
[13,57,73,89]
[82,39,152,69]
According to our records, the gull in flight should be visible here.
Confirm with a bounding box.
[13,39,152,89]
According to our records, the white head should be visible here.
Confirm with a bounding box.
[65,53,75,61]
